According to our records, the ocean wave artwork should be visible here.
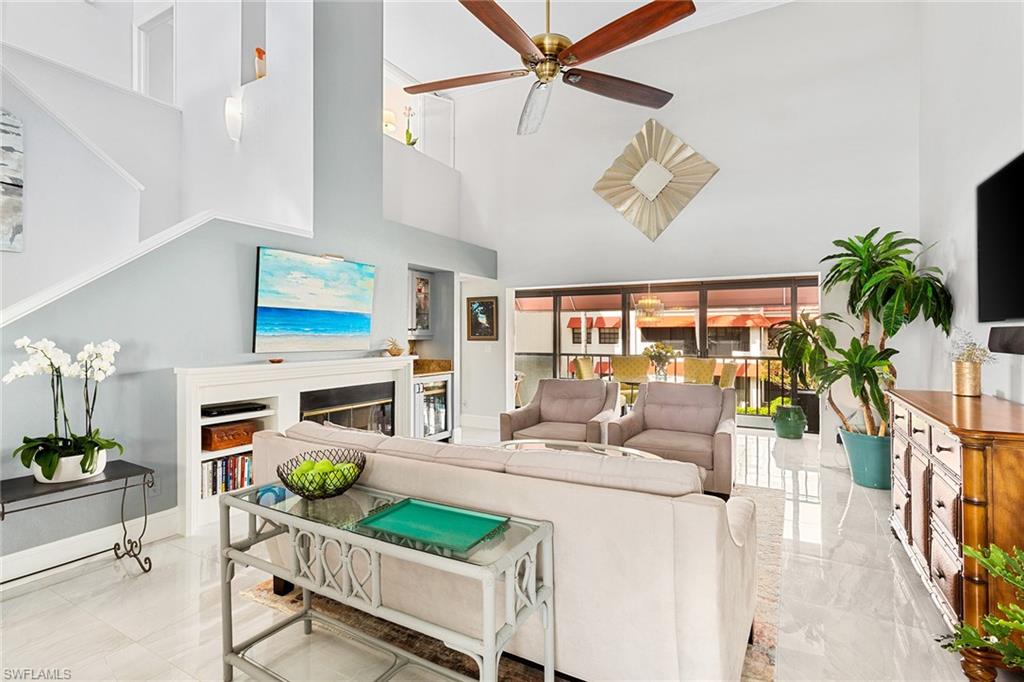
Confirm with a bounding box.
[254,248,376,352]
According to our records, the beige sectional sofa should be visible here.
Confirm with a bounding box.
[253,421,757,681]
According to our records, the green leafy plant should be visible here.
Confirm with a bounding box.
[943,544,1024,668]
[4,337,124,479]
[642,341,677,375]
[815,338,897,437]
[812,228,953,436]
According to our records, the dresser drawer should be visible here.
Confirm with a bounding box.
[892,432,911,489]
[931,468,960,542]
[909,416,931,453]
[909,451,931,563]
[892,479,910,538]
[931,427,961,479]
[891,400,911,436]
[930,530,962,620]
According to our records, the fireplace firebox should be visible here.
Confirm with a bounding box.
[300,382,394,435]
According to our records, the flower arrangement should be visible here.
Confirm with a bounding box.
[4,337,124,481]
[950,328,996,364]
[402,105,418,147]
[643,341,678,377]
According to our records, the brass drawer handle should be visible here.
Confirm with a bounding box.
[935,499,946,509]
[935,569,946,581]
[913,427,926,435]
[894,414,906,421]
[936,445,954,453]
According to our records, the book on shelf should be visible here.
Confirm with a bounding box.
[201,451,253,499]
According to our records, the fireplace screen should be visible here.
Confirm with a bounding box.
[300,382,394,435]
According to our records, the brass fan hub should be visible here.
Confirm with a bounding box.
[523,32,572,83]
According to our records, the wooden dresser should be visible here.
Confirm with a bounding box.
[888,389,1024,681]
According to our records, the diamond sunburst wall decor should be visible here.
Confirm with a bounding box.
[593,119,718,242]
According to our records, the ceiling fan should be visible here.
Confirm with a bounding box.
[404,0,696,135]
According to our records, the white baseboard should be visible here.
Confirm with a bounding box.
[0,507,180,588]
[459,414,500,431]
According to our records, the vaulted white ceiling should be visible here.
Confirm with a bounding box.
[384,1,788,93]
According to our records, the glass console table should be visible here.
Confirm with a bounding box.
[219,484,554,682]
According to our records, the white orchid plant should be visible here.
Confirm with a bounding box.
[3,337,124,479]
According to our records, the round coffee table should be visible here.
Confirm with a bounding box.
[496,439,661,459]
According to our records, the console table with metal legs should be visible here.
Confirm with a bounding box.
[0,460,155,583]
[219,484,555,682]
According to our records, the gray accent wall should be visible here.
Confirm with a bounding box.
[0,1,496,556]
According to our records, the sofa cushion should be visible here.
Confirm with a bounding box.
[284,421,390,451]
[642,383,724,435]
[625,429,714,469]
[514,421,588,442]
[538,379,607,424]
[376,437,511,472]
[505,449,702,497]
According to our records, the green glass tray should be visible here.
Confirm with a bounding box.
[354,498,509,557]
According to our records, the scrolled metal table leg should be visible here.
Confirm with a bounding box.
[114,472,154,573]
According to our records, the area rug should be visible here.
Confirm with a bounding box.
[736,483,784,681]
[240,486,784,681]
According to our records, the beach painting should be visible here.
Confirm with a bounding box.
[254,247,376,353]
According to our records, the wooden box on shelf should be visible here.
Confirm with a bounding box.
[201,419,260,451]
[888,389,1024,681]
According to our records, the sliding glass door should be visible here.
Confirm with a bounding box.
[513,275,820,430]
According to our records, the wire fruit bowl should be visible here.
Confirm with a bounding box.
[276,448,366,500]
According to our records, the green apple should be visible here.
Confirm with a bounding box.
[295,460,315,474]
[313,459,335,474]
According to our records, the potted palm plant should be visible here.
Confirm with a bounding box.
[775,229,952,487]
[770,312,850,439]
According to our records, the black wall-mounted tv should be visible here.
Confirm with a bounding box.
[977,150,1024,322]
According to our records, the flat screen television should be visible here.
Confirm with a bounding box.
[253,247,376,353]
[978,151,1024,322]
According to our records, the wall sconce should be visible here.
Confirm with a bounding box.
[225,96,244,142]
[382,109,397,134]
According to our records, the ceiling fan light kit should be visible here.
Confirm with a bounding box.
[404,0,696,134]
[594,119,719,242]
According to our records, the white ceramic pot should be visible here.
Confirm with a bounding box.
[31,449,107,484]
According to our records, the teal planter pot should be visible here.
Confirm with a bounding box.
[772,405,807,439]
[839,429,891,489]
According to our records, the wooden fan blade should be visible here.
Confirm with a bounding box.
[404,69,530,94]
[459,0,545,62]
[558,0,696,67]
[563,69,673,108]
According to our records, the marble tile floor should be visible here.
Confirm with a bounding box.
[0,428,995,681]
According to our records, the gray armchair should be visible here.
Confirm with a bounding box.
[500,378,620,444]
[608,383,736,496]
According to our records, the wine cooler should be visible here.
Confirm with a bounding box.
[413,374,452,441]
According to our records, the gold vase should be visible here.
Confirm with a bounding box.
[952,361,981,397]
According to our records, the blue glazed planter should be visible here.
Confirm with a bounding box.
[839,429,891,489]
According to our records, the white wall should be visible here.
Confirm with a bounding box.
[383,136,461,239]
[177,0,313,234]
[918,1,1024,402]
[2,44,182,239]
[1,78,140,307]
[460,278,510,422]
[1,1,134,87]
[456,2,926,424]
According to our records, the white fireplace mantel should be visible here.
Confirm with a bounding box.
[175,356,416,534]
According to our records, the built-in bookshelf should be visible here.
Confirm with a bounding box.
[175,357,417,536]
[188,397,278,530]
